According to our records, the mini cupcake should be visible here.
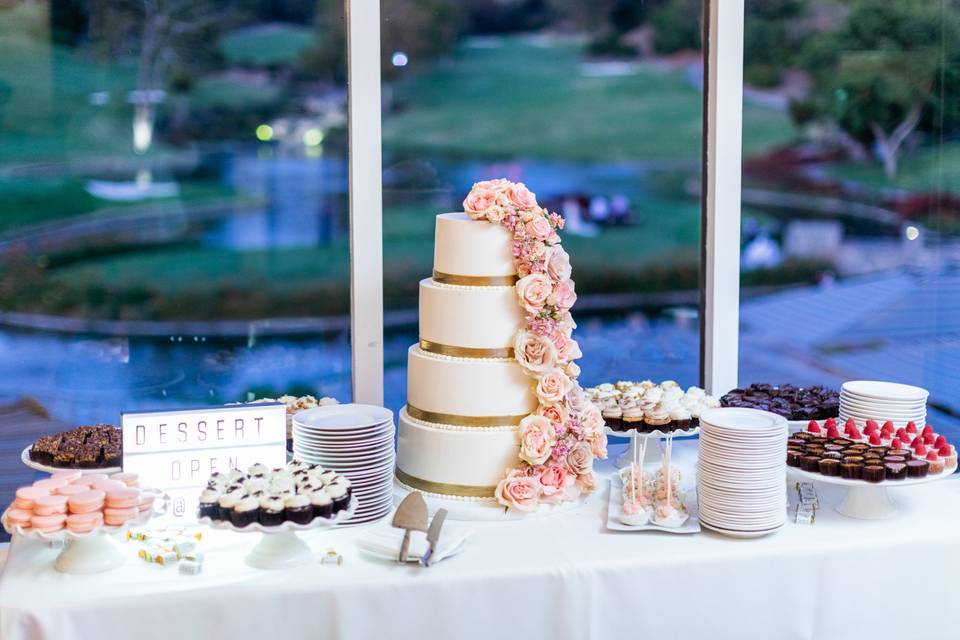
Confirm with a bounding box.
[330,478,352,500]
[231,496,260,528]
[309,490,334,520]
[247,463,269,476]
[643,406,672,433]
[319,470,338,485]
[259,497,285,527]
[926,451,945,474]
[226,469,245,484]
[668,406,693,432]
[283,494,313,524]
[939,444,957,469]
[198,489,221,520]
[217,492,241,521]
[326,483,350,512]
[601,405,623,432]
[618,406,642,433]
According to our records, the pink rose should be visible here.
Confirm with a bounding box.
[516,273,553,313]
[507,183,538,210]
[518,414,556,465]
[558,312,577,333]
[463,188,497,219]
[495,475,540,512]
[546,245,572,281]
[536,368,573,405]
[565,361,581,379]
[590,433,608,459]
[538,465,579,504]
[548,279,577,310]
[475,178,510,192]
[526,215,553,240]
[515,331,557,374]
[564,386,588,415]
[565,442,594,476]
[582,403,604,434]
[537,403,568,431]
[552,333,582,363]
[576,470,597,494]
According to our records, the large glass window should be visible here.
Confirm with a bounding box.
[378,0,712,407]
[737,0,960,440]
[0,1,351,518]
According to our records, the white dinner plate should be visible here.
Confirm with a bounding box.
[841,381,928,401]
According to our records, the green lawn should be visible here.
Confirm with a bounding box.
[384,36,798,161]
[220,24,317,67]
[826,142,960,195]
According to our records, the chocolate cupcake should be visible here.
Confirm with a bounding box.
[862,465,886,483]
[794,432,814,441]
[787,438,807,448]
[309,490,334,519]
[801,455,821,472]
[230,496,260,528]
[326,483,350,512]
[840,463,862,479]
[602,407,623,432]
[821,451,843,461]
[884,462,907,480]
[198,489,221,520]
[622,408,644,433]
[818,458,840,476]
[259,497,285,527]
[883,455,907,464]
[824,444,845,452]
[787,450,802,467]
[217,492,241,521]
[887,448,912,459]
[906,460,929,478]
[843,456,865,465]
[284,494,313,524]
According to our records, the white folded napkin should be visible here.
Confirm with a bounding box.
[354,522,473,564]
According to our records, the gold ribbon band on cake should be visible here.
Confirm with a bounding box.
[406,404,526,428]
[432,270,518,287]
[395,467,497,498]
[419,339,515,359]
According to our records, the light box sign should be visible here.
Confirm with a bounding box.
[121,403,287,520]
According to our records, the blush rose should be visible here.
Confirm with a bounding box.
[495,475,541,512]
[536,368,573,405]
[514,331,557,374]
[518,415,556,465]
[516,273,553,313]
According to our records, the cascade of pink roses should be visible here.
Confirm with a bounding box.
[463,179,608,512]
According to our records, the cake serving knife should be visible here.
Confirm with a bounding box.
[419,508,447,567]
[391,492,428,563]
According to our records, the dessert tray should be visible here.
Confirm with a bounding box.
[21,446,121,475]
[605,476,700,534]
[2,492,163,574]
[787,464,957,520]
[197,497,358,569]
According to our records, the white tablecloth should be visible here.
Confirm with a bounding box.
[3,442,960,640]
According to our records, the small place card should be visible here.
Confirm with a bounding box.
[121,403,287,520]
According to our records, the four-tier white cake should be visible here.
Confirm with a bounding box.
[395,212,530,500]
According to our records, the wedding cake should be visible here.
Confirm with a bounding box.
[395,180,607,512]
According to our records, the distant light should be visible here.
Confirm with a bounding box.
[88,91,110,106]
[302,128,324,146]
[255,124,274,141]
[391,51,408,67]
[905,225,920,241]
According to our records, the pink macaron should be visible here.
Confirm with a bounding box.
[50,470,82,483]
[91,479,126,493]
[137,493,156,512]
[55,484,89,497]
[32,477,68,492]
[66,511,103,534]
[30,513,66,533]
[111,473,139,487]
[103,506,138,526]
[82,474,109,484]
[67,490,105,514]
[105,488,140,510]
[6,508,33,529]
[69,477,95,489]
[33,494,68,516]
[14,486,49,511]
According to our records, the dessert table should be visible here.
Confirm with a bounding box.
[2,442,960,640]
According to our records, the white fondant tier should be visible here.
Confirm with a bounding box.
[396,407,519,498]
[434,213,516,279]
[418,278,522,351]
[405,345,535,423]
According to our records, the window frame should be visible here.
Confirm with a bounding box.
[344,0,745,400]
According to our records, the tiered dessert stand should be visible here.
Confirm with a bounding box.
[787,465,957,519]
[2,493,165,574]
[197,497,358,569]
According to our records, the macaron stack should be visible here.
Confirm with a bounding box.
[5,471,154,535]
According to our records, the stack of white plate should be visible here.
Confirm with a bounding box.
[293,404,395,525]
[839,380,928,429]
[697,407,788,538]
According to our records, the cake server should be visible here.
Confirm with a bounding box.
[419,508,447,567]
[391,492,428,563]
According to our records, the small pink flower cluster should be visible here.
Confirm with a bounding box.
[463,179,608,512]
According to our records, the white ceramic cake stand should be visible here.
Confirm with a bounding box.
[787,465,957,519]
[197,497,357,569]
[605,426,699,469]
[2,502,160,574]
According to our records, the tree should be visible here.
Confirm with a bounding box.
[793,0,960,178]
